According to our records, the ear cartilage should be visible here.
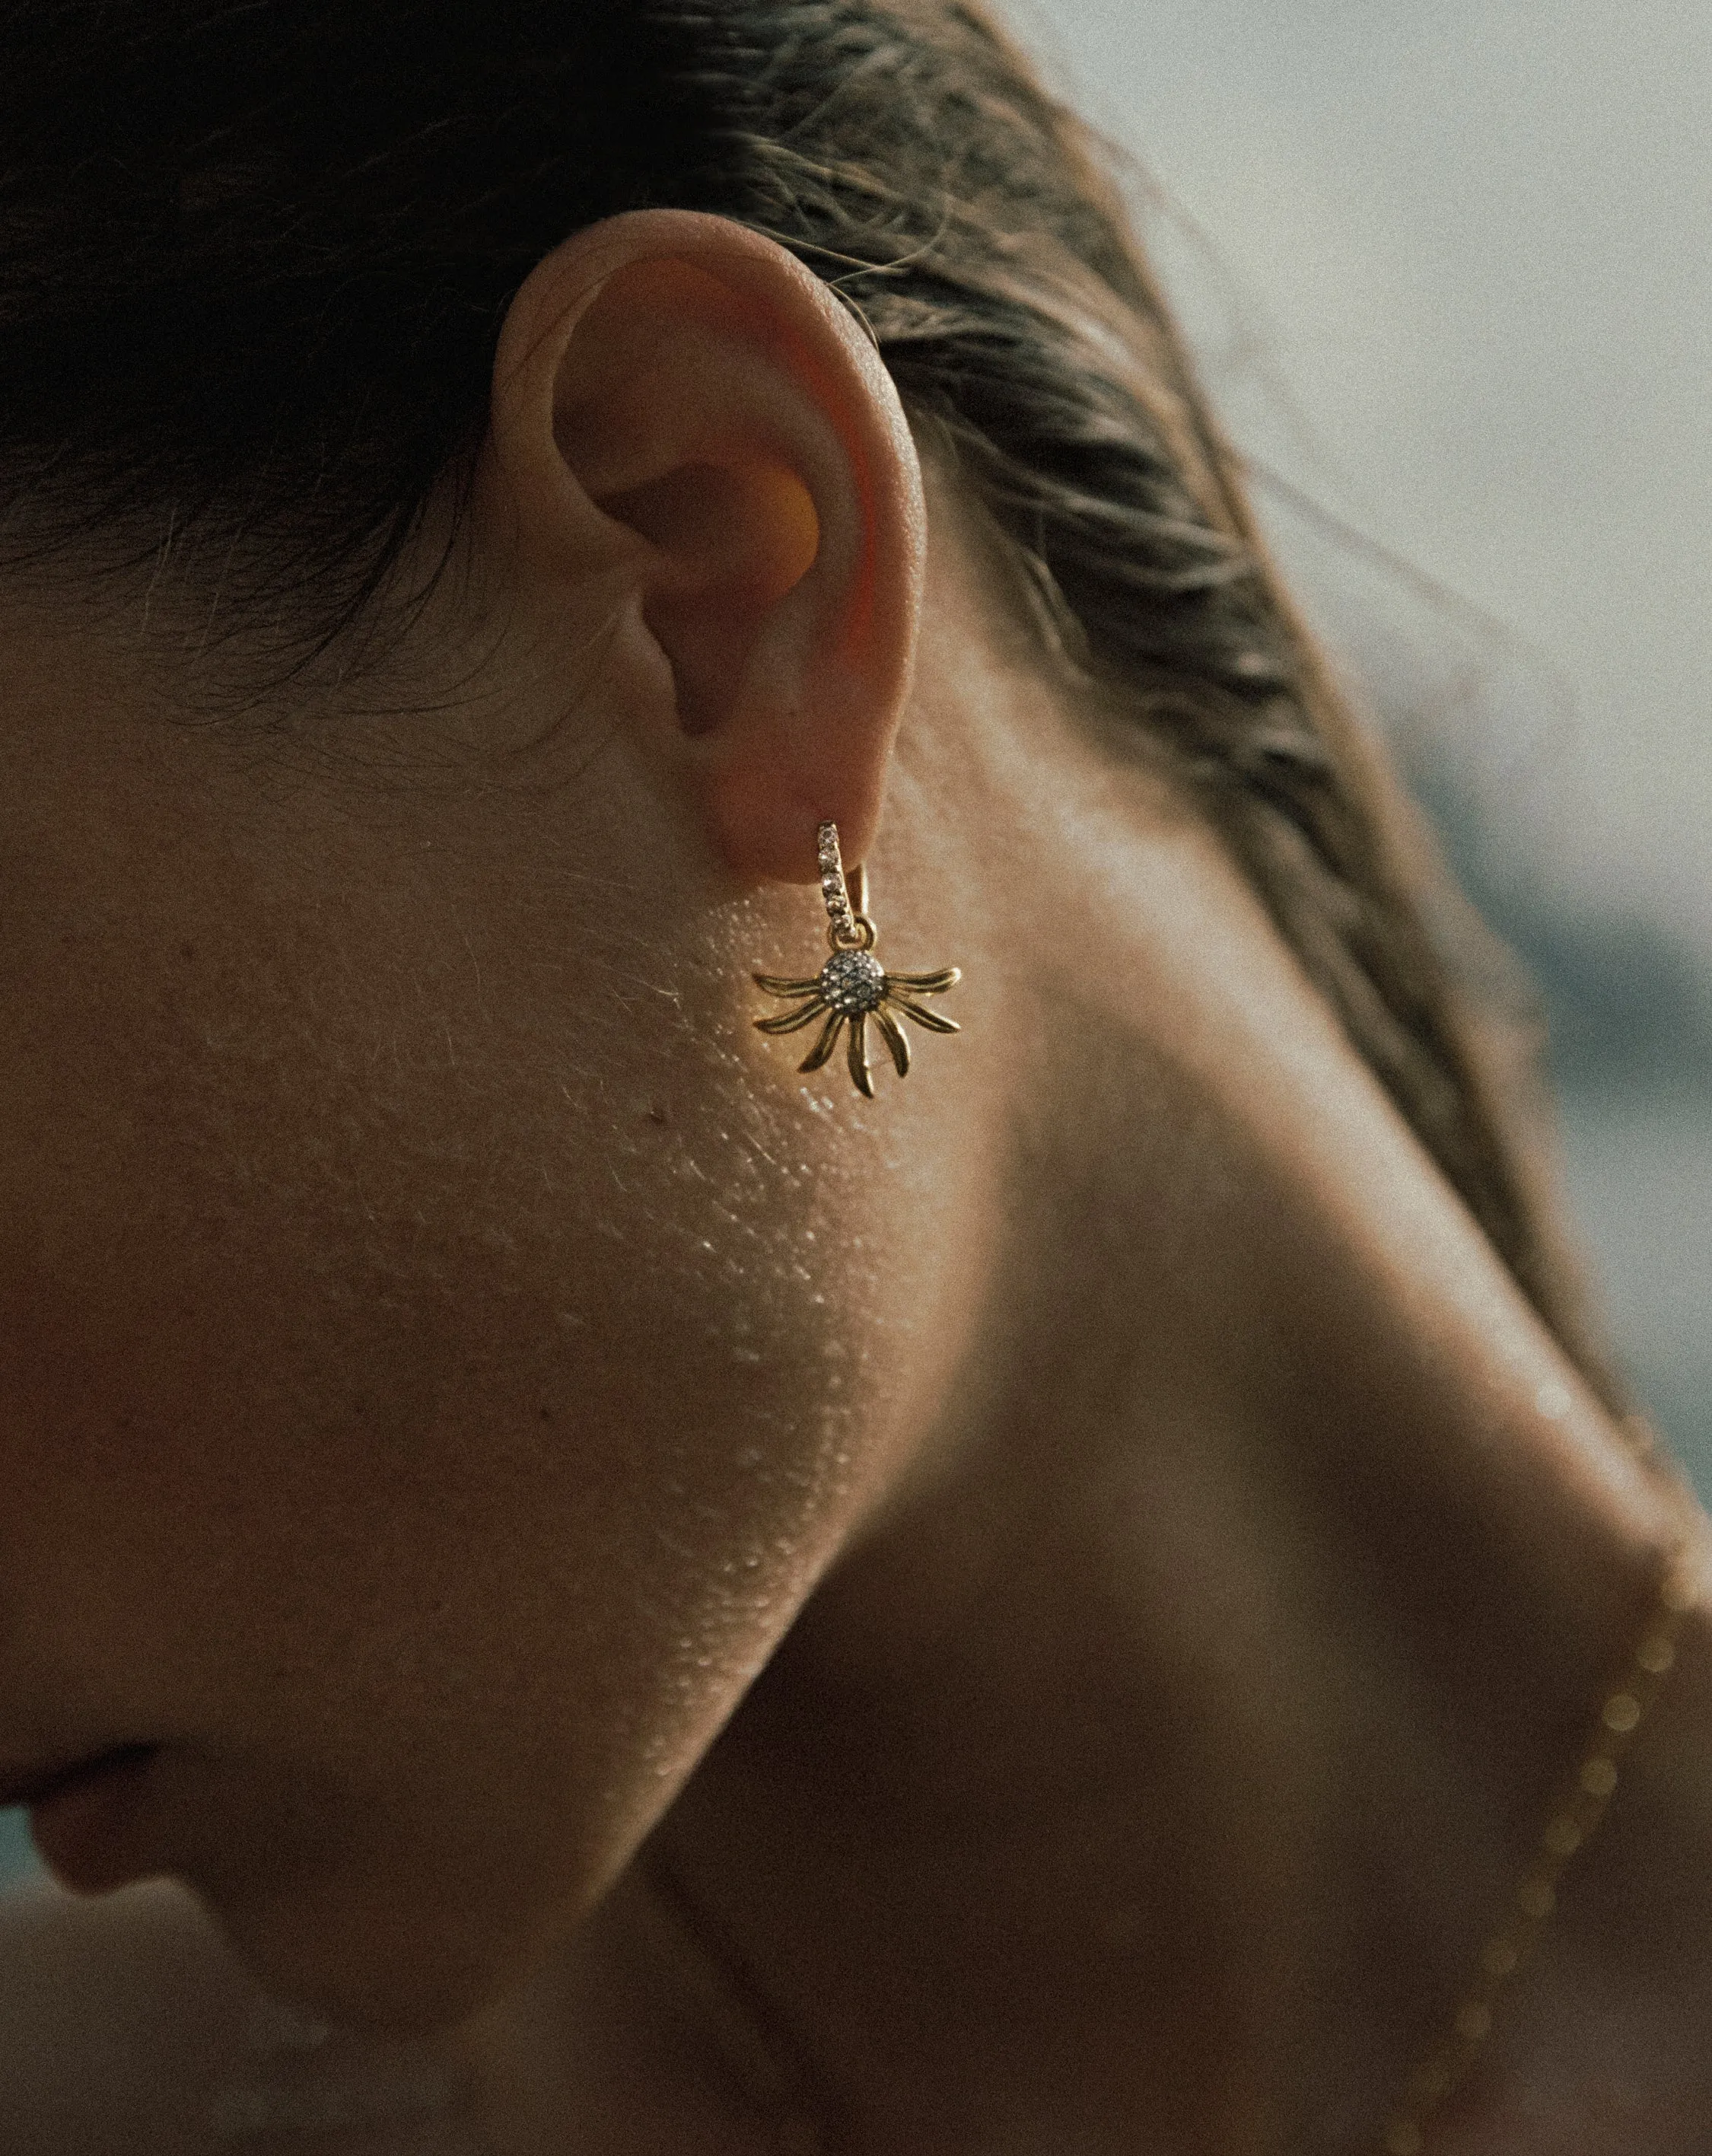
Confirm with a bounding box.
[751,820,961,1100]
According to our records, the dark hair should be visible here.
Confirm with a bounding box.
[0,0,1613,1393]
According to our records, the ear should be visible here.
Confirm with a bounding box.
[481,209,927,884]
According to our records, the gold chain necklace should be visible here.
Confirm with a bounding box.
[645,1416,1706,2155]
[1380,1417,1707,2154]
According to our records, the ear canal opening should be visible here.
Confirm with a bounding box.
[598,458,821,740]
[597,460,819,597]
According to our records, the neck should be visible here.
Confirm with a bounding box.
[461,642,1700,2154]
[619,745,1692,2153]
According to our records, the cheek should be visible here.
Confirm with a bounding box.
[0,841,982,2026]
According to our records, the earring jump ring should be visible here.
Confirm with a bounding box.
[829,912,877,954]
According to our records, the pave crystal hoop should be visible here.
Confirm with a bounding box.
[752,820,962,1099]
[816,820,873,951]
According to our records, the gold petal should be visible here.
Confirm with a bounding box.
[798,1009,845,1073]
[847,1012,875,1098]
[753,973,823,998]
[874,1006,911,1078]
[888,994,960,1036]
[886,967,961,995]
[756,998,827,1036]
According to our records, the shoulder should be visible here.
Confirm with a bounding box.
[0,1877,257,2155]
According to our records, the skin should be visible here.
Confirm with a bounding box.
[0,210,1707,2154]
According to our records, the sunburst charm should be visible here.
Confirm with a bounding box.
[753,821,961,1099]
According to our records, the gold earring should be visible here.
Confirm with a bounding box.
[753,821,961,1098]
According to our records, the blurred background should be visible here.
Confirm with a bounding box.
[4,0,1708,1892]
[1003,0,1712,1480]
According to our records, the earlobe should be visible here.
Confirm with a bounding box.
[484,212,927,882]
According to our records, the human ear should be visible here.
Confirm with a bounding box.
[483,209,927,883]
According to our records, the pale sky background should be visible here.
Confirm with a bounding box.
[1003,0,1712,940]
[995,0,1712,1495]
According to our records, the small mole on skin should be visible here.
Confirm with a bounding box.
[539,1404,553,1422]
[645,1104,669,1126]
[180,941,196,960]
